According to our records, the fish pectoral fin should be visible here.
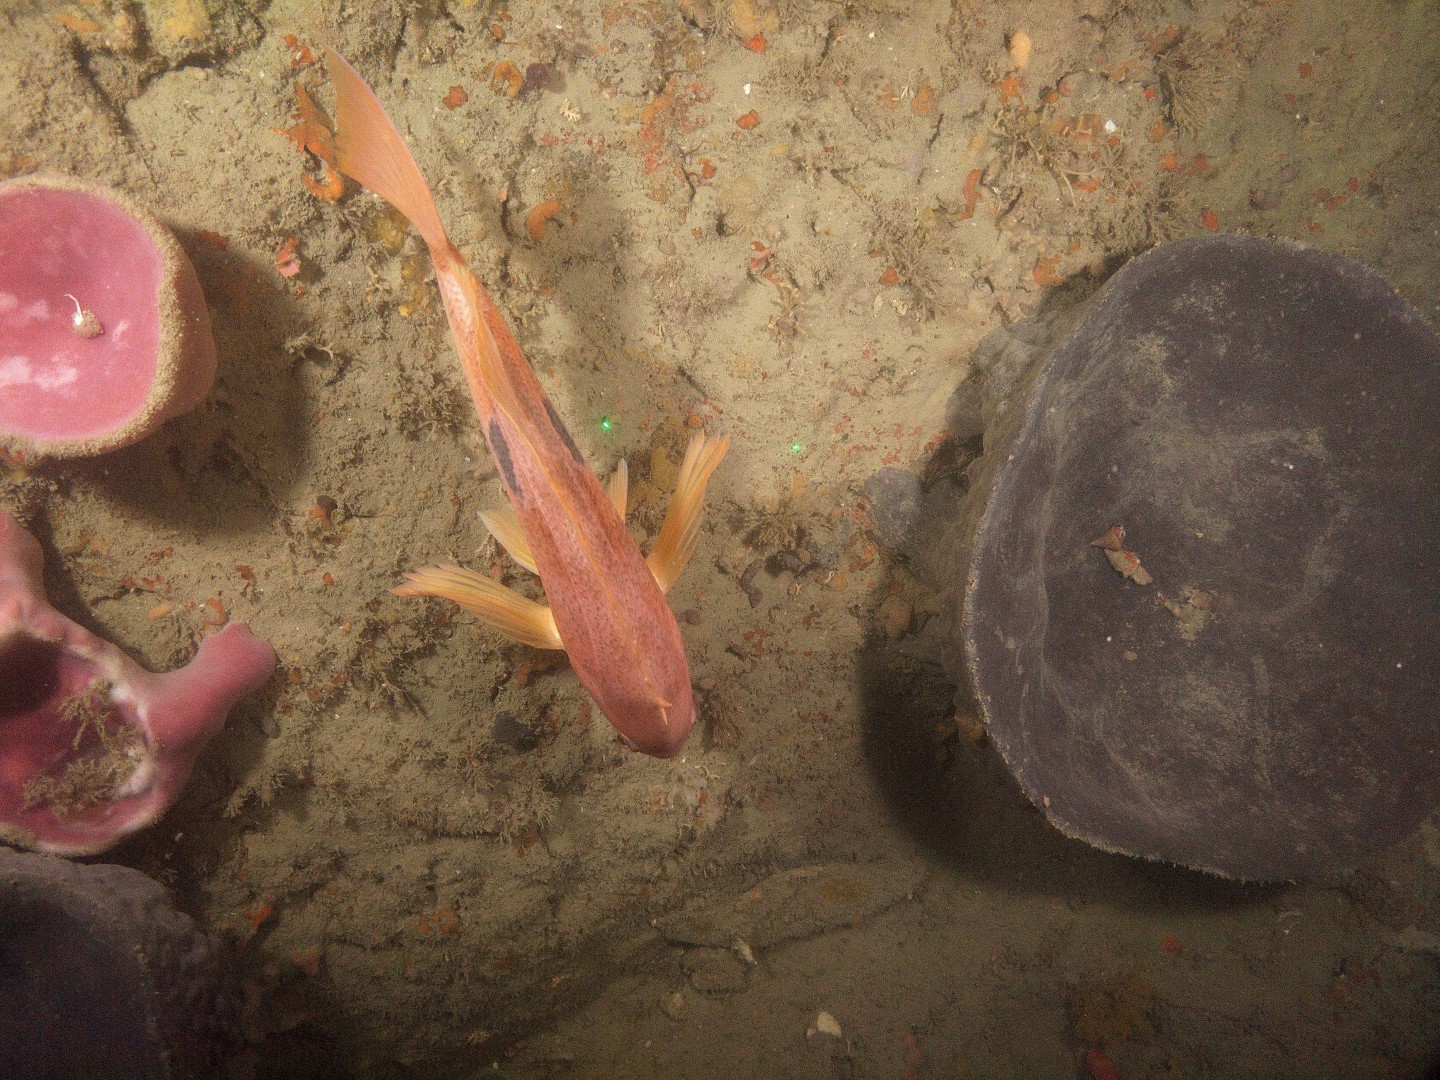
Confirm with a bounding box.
[393,564,563,650]
[478,506,538,575]
[607,459,629,520]
[647,430,730,594]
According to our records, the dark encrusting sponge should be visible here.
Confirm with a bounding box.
[0,849,234,1079]
[964,235,1440,880]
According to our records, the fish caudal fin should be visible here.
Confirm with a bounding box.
[647,431,729,594]
[324,48,451,255]
[326,48,536,438]
[394,564,563,650]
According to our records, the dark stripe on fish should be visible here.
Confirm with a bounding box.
[543,397,587,468]
[488,418,522,497]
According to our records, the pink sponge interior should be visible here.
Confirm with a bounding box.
[0,635,147,838]
[0,185,163,441]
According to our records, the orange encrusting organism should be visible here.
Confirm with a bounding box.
[323,49,728,758]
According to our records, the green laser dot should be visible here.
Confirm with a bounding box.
[789,440,805,454]
[598,417,613,433]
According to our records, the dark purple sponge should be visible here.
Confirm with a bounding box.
[964,236,1440,880]
[0,849,234,1079]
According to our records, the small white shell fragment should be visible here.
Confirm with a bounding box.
[73,310,103,338]
[1006,29,1033,71]
[807,1010,843,1039]
[732,937,757,965]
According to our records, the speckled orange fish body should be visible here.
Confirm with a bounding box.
[326,49,726,757]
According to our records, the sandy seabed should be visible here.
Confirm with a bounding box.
[3,0,1438,1076]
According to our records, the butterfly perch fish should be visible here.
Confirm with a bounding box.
[325,49,728,758]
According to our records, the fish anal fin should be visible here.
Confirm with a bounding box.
[394,564,562,650]
[647,431,729,594]
[478,506,537,575]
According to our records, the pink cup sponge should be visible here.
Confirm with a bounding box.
[0,173,218,459]
[0,511,276,855]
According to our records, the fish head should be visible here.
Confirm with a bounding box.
[570,649,696,759]
[603,679,696,759]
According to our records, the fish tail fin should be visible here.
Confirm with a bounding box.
[324,47,450,254]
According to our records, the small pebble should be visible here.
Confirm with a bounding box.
[955,712,985,743]
[492,711,540,750]
[738,556,764,607]
[1007,30,1033,71]
[660,990,687,1020]
[807,1010,842,1039]
[877,594,912,639]
[863,468,922,556]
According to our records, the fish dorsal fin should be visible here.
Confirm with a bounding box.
[478,505,537,574]
[480,453,627,580]
[607,459,629,519]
